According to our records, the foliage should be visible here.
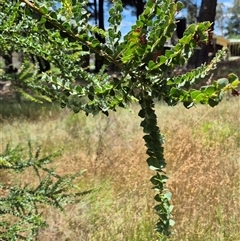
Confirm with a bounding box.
[0,142,88,240]
[0,0,240,239]
[0,58,53,103]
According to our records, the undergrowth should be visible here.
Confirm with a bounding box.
[0,97,239,240]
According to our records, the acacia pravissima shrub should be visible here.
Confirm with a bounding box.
[0,0,239,239]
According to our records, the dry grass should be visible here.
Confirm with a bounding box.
[0,96,240,240]
[161,99,240,240]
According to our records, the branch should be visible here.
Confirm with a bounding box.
[20,0,121,69]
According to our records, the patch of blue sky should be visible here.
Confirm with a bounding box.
[52,1,62,10]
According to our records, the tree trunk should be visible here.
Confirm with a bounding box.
[95,0,105,72]
[188,0,217,67]
[136,0,144,18]
[3,52,18,74]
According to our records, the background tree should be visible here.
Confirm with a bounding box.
[181,0,198,24]
[226,0,240,37]
[121,0,146,19]
[215,2,226,36]
[188,0,217,67]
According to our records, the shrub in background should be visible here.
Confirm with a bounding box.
[0,142,88,240]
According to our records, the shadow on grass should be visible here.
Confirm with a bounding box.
[0,97,62,121]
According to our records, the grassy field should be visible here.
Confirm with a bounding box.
[0,95,240,240]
